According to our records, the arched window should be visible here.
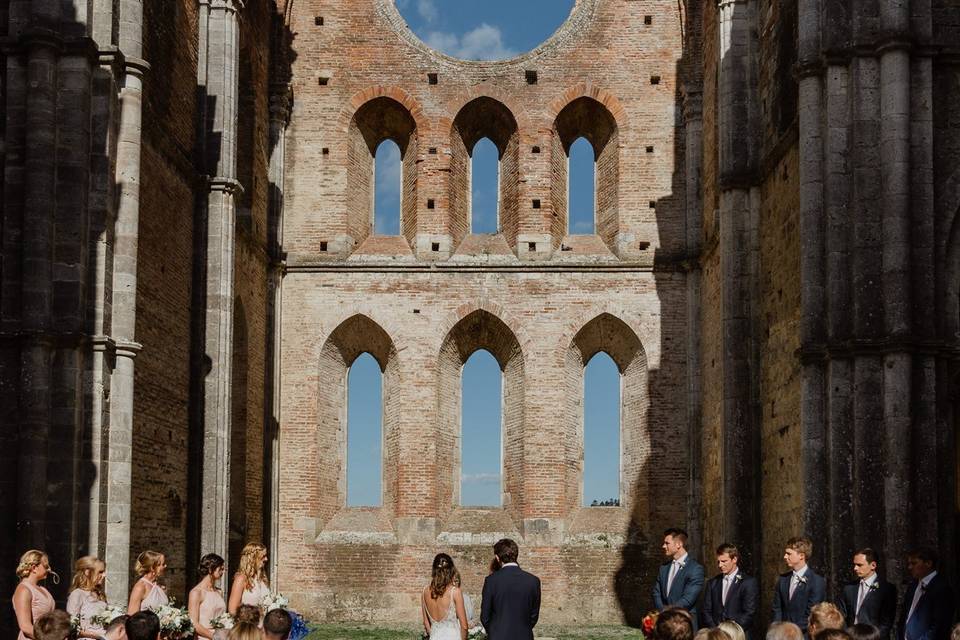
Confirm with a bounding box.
[471,138,499,234]
[568,137,595,234]
[583,352,620,506]
[374,139,402,236]
[461,349,502,506]
[347,352,382,506]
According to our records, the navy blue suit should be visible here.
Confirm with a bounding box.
[771,569,827,633]
[480,565,541,640]
[652,556,706,629]
[897,573,955,640]
[701,571,758,634]
[836,578,897,638]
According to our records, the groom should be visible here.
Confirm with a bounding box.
[480,538,541,640]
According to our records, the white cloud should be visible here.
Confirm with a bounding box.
[417,0,437,23]
[425,23,517,61]
[462,472,500,485]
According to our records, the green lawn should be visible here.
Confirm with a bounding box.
[303,624,644,640]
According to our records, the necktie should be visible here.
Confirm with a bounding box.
[722,575,733,606]
[855,581,868,622]
[666,562,680,595]
[906,581,926,623]
[789,574,798,599]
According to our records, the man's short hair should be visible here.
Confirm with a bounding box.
[848,624,881,640]
[816,630,852,640]
[655,607,693,640]
[907,546,939,568]
[855,548,879,565]
[664,528,689,548]
[34,610,72,640]
[125,611,160,640]
[809,603,844,634]
[716,543,740,559]
[767,622,803,640]
[494,538,519,564]
[105,614,130,637]
[950,623,960,640]
[263,608,293,640]
[785,537,813,559]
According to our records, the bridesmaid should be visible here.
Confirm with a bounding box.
[11,550,56,640]
[127,550,169,614]
[227,543,270,615]
[66,556,108,638]
[188,553,226,640]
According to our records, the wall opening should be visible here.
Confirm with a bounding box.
[229,299,249,575]
[460,349,503,506]
[471,138,500,234]
[583,351,620,506]
[374,139,402,236]
[347,352,383,506]
[568,136,596,235]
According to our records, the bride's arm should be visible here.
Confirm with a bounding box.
[420,589,431,635]
[453,587,468,640]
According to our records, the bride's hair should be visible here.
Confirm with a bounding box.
[429,553,456,600]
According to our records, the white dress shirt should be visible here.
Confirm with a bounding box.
[855,573,877,621]
[722,569,739,606]
[666,553,688,594]
[789,564,808,599]
[906,571,937,623]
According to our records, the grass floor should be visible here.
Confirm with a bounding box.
[303,624,644,640]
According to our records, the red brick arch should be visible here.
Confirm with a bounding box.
[338,86,429,136]
[548,83,628,132]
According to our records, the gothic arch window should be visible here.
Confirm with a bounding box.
[348,97,419,246]
[460,349,502,505]
[450,98,520,246]
[374,139,402,236]
[470,138,500,234]
[568,136,596,235]
[583,351,620,506]
[347,352,383,506]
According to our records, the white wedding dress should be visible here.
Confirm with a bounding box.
[424,587,463,640]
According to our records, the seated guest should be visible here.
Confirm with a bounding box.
[701,543,758,633]
[103,615,130,640]
[837,548,896,637]
[953,625,960,640]
[772,537,826,635]
[767,622,804,640]
[817,631,852,640]
[719,621,747,640]
[898,547,955,640]
[124,611,160,640]
[655,607,694,640]
[263,609,293,640]
[704,629,733,640]
[848,624,881,640]
[33,611,72,640]
[807,602,844,639]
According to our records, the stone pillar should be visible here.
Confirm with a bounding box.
[196,0,244,566]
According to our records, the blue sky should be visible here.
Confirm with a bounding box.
[349,1,618,508]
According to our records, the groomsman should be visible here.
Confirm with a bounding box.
[897,547,955,640]
[701,543,758,634]
[771,537,826,636]
[652,528,705,629]
[836,548,896,637]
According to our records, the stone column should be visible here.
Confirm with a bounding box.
[196,0,244,566]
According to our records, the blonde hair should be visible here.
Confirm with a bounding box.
[135,550,164,577]
[227,621,261,640]
[808,602,844,636]
[719,621,746,640]
[16,550,49,579]
[237,543,268,591]
[70,556,106,600]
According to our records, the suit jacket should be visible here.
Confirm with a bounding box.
[897,574,955,640]
[480,565,541,640]
[652,556,706,629]
[701,571,759,633]
[836,578,897,638]
[771,569,827,633]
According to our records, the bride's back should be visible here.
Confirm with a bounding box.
[422,585,457,623]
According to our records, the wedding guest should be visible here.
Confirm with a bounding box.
[654,608,694,640]
[771,537,826,635]
[33,610,72,640]
[719,621,747,640]
[694,630,711,640]
[767,623,803,640]
[952,624,960,640]
[817,631,852,640]
[234,605,260,627]
[67,556,108,638]
[127,551,168,614]
[188,553,226,639]
[228,543,270,615]
[807,602,844,638]
[12,549,57,640]
[897,547,955,640]
[226,616,260,640]
[124,611,160,640]
[701,543,758,633]
[652,528,705,630]
[103,615,130,640]
[704,629,733,640]
[848,624,881,640]
[836,548,896,636]
[262,608,292,640]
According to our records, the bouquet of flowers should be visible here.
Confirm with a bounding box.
[150,603,194,640]
[260,592,289,612]
[467,625,487,639]
[90,605,127,629]
[70,613,82,638]
[210,613,235,630]
[641,610,659,639]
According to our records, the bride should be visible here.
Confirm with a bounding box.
[421,554,468,640]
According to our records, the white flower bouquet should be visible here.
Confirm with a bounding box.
[260,592,289,612]
[467,625,487,639]
[210,613,235,630]
[150,603,194,640]
[90,605,127,629]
